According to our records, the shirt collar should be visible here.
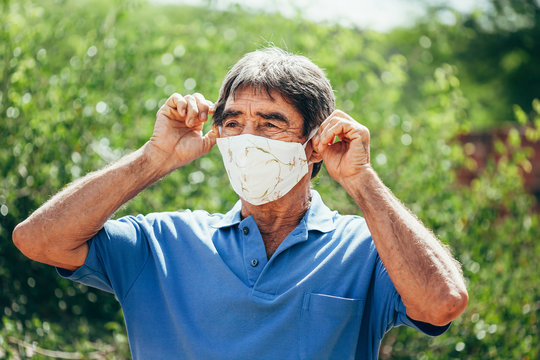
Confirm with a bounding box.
[211,190,335,233]
[304,190,336,233]
[212,200,243,228]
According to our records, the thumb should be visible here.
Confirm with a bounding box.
[202,126,219,154]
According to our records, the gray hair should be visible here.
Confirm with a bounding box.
[212,47,335,178]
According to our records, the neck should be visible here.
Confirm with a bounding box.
[240,175,312,258]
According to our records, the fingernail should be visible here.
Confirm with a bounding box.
[200,112,207,120]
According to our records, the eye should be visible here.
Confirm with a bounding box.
[265,122,277,128]
[224,120,238,128]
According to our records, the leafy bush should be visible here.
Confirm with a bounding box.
[1,0,538,358]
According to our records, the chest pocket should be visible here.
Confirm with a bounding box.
[299,293,365,360]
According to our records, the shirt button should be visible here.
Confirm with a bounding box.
[251,259,259,267]
[243,227,249,235]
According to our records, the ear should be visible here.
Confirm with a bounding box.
[212,123,222,138]
[307,141,323,163]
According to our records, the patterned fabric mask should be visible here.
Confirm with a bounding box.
[216,128,318,205]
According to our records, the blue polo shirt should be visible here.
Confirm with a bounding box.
[59,190,449,359]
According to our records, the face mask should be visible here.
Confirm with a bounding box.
[216,128,318,205]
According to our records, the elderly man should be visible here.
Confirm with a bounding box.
[14,47,468,359]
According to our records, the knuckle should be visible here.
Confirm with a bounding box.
[360,127,370,138]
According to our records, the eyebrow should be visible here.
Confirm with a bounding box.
[221,109,290,124]
[221,110,243,120]
[256,111,289,124]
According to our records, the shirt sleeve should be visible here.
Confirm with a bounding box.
[373,255,451,337]
[57,215,151,300]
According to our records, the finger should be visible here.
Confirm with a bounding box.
[327,119,362,143]
[193,93,211,121]
[157,102,181,123]
[312,115,334,149]
[318,116,346,151]
[184,95,199,127]
[317,110,344,142]
[317,112,334,135]
[165,93,180,107]
[318,124,341,154]
[158,104,174,120]
[320,117,366,154]
[165,93,187,117]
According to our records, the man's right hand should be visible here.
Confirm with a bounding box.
[12,93,218,270]
[147,93,218,173]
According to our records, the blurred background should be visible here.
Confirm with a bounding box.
[1,0,539,358]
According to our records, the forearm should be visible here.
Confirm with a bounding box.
[13,142,168,269]
[341,166,468,325]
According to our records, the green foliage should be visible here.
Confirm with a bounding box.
[385,0,540,130]
[1,0,538,358]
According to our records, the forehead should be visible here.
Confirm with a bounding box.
[225,86,302,119]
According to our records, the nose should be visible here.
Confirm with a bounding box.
[240,122,259,136]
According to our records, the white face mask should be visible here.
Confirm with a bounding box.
[216,128,318,205]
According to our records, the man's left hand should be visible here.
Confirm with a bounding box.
[313,110,371,185]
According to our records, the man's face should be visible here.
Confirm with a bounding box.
[219,86,306,143]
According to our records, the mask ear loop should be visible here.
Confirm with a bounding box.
[303,127,320,165]
[303,127,319,148]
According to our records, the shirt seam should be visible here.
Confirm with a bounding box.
[119,243,151,303]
